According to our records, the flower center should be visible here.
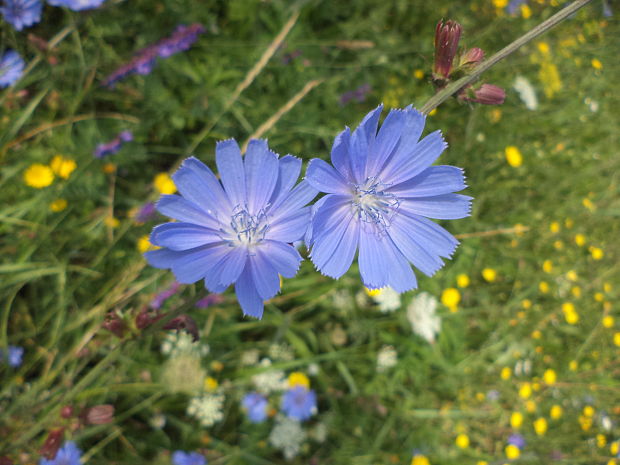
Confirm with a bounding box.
[352,177,399,232]
[227,206,269,247]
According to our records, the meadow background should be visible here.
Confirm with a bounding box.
[1,0,619,464]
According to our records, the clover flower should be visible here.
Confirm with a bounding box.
[0,50,25,88]
[145,139,316,318]
[281,386,317,421]
[39,441,82,465]
[0,0,42,30]
[47,0,106,11]
[306,105,471,292]
[172,451,206,465]
[242,392,269,423]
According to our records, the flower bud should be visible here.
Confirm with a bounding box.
[60,405,74,419]
[39,428,65,460]
[460,47,484,68]
[102,312,125,338]
[163,314,199,342]
[433,20,462,81]
[471,84,506,105]
[83,404,115,425]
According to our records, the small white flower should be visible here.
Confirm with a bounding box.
[269,343,294,361]
[376,345,397,372]
[161,331,208,358]
[406,292,441,343]
[269,415,306,460]
[187,393,225,427]
[240,349,260,366]
[513,76,538,110]
[370,287,401,313]
[252,358,288,393]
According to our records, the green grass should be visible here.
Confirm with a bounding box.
[1,0,619,464]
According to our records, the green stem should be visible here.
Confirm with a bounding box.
[420,0,595,114]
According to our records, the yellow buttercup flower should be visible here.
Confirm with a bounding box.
[413,69,425,80]
[137,235,158,253]
[154,172,177,194]
[510,411,523,429]
[590,246,604,260]
[519,382,532,399]
[50,155,77,179]
[482,268,497,282]
[456,274,470,288]
[455,433,469,449]
[582,197,596,211]
[522,299,532,309]
[50,198,68,212]
[569,360,578,371]
[505,444,520,460]
[574,234,586,246]
[204,376,219,392]
[24,163,54,188]
[543,369,557,385]
[542,260,553,273]
[441,288,461,312]
[595,292,604,302]
[613,332,620,347]
[533,417,547,436]
[410,454,430,465]
[531,330,542,339]
[566,270,578,282]
[550,405,563,419]
[520,4,532,18]
[505,146,523,167]
[591,58,603,70]
[493,0,508,7]
[287,372,310,389]
[602,316,614,328]
[500,366,512,380]
[539,281,549,293]
[537,42,550,55]
[597,434,607,448]
[549,221,560,233]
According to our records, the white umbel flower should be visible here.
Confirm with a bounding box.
[187,393,225,427]
[371,287,401,313]
[269,415,306,460]
[513,76,538,110]
[161,331,208,358]
[251,358,288,394]
[406,292,441,343]
[376,345,397,372]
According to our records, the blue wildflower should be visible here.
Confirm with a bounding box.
[93,130,132,158]
[145,139,317,318]
[0,50,25,88]
[508,433,526,449]
[47,0,106,11]
[171,451,206,465]
[1,345,24,367]
[39,441,82,465]
[281,386,317,421]
[0,0,42,30]
[133,201,157,224]
[305,105,471,291]
[242,392,268,423]
[506,0,528,14]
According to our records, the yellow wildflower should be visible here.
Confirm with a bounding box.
[564,217,574,228]
[210,360,224,372]
[493,0,508,7]
[102,163,116,174]
[537,42,550,54]
[456,274,470,288]
[571,286,581,298]
[583,406,595,417]
[519,383,532,399]
[413,69,425,80]
[533,417,548,436]
[505,444,520,460]
[614,332,620,347]
[595,292,604,302]
[543,369,557,385]
[590,246,604,260]
[574,234,586,246]
[531,330,542,339]
[539,281,549,293]
[553,240,564,250]
[510,411,523,429]
[564,310,579,325]
[522,299,532,309]
[287,372,310,389]
[602,316,614,328]
[539,62,562,98]
[154,172,177,194]
[501,367,512,380]
[441,288,461,312]
[24,163,54,188]
[549,221,560,233]
[50,155,77,179]
[597,434,607,448]
[611,442,619,456]
[455,433,469,449]
[521,4,532,18]
[579,415,593,431]
[550,405,563,419]
[410,454,430,465]
[137,235,158,253]
[569,360,578,371]
[204,376,218,392]
[566,270,578,282]
[591,58,603,70]
[50,198,68,212]
[428,108,437,116]
[542,260,553,273]
[582,197,595,211]
[525,400,536,413]
[105,216,120,228]
[482,268,497,282]
[490,108,502,123]
[505,146,523,168]
[604,282,612,293]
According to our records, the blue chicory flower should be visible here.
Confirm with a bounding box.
[281,386,317,421]
[0,50,25,88]
[145,139,317,318]
[171,451,206,465]
[0,0,42,30]
[242,392,268,423]
[305,105,471,292]
[93,130,132,158]
[47,0,106,11]
[39,441,82,465]
[1,345,24,367]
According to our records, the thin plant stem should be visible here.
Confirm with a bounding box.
[419,0,595,114]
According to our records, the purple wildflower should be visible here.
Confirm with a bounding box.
[508,433,526,449]
[172,451,206,465]
[305,105,471,292]
[133,202,157,224]
[47,0,106,11]
[507,0,528,14]
[102,24,204,87]
[0,50,25,88]
[145,139,317,318]
[149,281,181,310]
[242,392,268,423]
[39,441,81,465]
[195,294,224,309]
[281,386,317,421]
[93,130,132,158]
[339,83,372,106]
[0,0,42,30]
[1,345,24,367]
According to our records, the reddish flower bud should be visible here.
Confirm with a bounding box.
[470,84,506,105]
[434,20,462,80]
[163,314,199,342]
[83,404,115,425]
[60,405,74,419]
[460,47,484,67]
[135,306,166,329]
[39,427,65,460]
[102,311,125,338]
